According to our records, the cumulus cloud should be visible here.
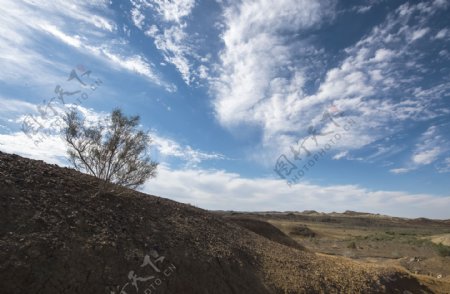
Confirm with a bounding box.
[143,164,450,219]
[214,0,334,124]
[211,0,450,167]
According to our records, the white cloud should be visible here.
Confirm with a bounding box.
[0,97,37,116]
[411,126,447,166]
[132,0,198,85]
[409,27,430,42]
[145,25,159,37]
[143,165,450,219]
[151,132,226,166]
[393,125,450,172]
[153,26,193,84]
[356,6,372,14]
[94,47,175,90]
[4,134,448,219]
[39,23,83,48]
[149,0,196,23]
[435,157,450,173]
[197,64,209,80]
[435,28,448,39]
[412,147,441,165]
[390,167,413,174]
[0,97,222,168]
[0,99,109,166]
[130,0,198,85]
[211,0,449,167]
[1,97,448,219]
[0,131,67,165]
[0,0,173,91]
[131,7,146,29]
[0,102,107,165]
[39,20,174,90]
[214,0,335,128]
[333,151,348,160]
[372,48,394,62]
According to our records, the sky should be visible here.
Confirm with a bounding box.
[0,0,450,218]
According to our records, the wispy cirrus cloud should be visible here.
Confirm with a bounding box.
[0,0,175,91]
[390,124,450,174]
[390,168,412,174]
[129,0,199,85]
[435,157,450,173]
[150,132,227,167]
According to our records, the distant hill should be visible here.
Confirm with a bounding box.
[0,151,432,293]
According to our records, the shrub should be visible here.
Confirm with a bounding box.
[63,108,158,189]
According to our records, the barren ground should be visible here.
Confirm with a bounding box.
[218,211,450,293]
[0,151,447,293]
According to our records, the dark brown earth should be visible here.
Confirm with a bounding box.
[0,151,434,293]
[289,225,316,238]
[225,217,305,250]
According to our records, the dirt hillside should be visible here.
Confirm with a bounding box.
[0,151,432,293]
[225,216,305,250]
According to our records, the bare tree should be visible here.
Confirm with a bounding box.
[63,108,158,190]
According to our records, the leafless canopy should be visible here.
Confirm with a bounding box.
[63,108,158,189]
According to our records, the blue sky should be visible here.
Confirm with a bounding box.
[1,0,450,218]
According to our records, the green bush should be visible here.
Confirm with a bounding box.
[435,243,450,257]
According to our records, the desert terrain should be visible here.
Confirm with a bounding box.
[219,211,450,293]
[1,151,449,293]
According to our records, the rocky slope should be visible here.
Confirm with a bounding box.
[0,151,432,293]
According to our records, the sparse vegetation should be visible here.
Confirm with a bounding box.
[435,243,450,257]
[63,108,158,189]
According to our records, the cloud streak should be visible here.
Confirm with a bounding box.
[0,0,174,91]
